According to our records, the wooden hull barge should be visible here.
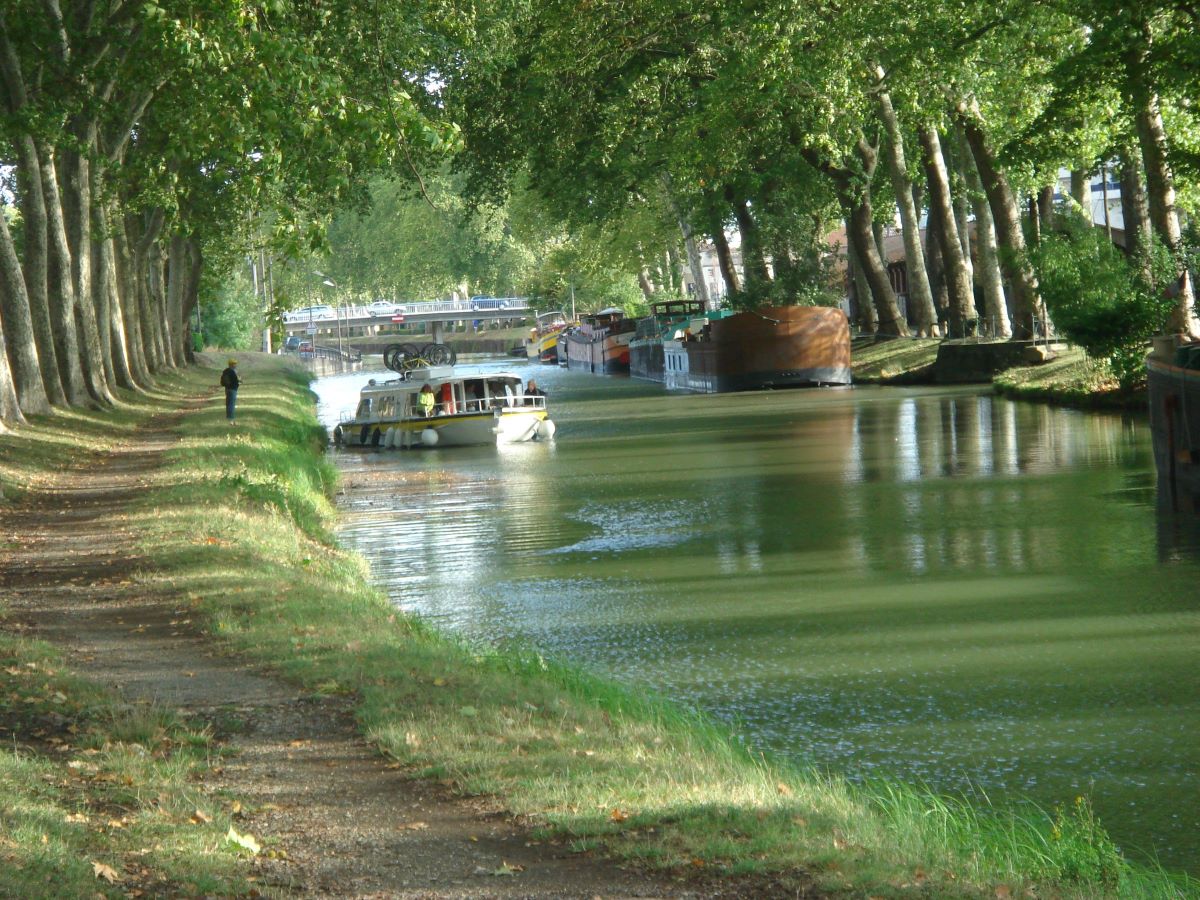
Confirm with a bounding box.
[563,307,635,375]
[334,367,555,449]
[664,306,852,393]
[630,300,709,383]
[1148,337,1200,500]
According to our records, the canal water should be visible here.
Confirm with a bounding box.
[314,359,1200,874]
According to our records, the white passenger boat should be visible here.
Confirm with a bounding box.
[334,366,555,449]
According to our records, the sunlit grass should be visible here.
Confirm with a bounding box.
[851,336,942,382]
[993,346,1141,408]
[0,634,247,898]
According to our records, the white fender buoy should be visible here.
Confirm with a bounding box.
[538,418,556,440]
[420,427,439,447]
[383,427,396,448]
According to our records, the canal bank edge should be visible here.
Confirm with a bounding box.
[852,335,1148,410]
[1,353,1192,899]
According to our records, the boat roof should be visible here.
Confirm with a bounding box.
[360,369,525,393]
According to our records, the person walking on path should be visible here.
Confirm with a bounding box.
[220,359,240,421]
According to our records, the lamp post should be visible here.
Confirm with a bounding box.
[314,270,345,360]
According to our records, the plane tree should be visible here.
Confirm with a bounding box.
[0,0,457,426]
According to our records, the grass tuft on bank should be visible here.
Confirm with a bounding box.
[992,346,1145,409]
[0,633,248,898]
[851,336,942,383]
[2,352,1192,898]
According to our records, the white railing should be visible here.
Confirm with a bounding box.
[283,297,532,325]
[423,395,546,416]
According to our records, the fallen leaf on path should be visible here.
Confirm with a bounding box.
[227,827,261,854]
[491,861,524,876]
[398,821,428,831]
[609,808,628,823]
[92,861,121,883]
[191,809,212,824]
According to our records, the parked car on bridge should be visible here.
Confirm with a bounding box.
[283,335,303,352]
[367,299,401,317]
[283,304,335,323]
[469,295,512,311]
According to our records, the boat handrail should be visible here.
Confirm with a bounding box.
[422,395,545,416]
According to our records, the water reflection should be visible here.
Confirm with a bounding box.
[318,367,1199,873]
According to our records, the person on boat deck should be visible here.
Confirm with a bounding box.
[525,379,544,402]
[418,383,436,417]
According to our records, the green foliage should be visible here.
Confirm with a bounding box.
[199,275,262,351]
[1031,217,1176,390]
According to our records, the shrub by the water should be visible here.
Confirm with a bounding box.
[1031,218,1176,391]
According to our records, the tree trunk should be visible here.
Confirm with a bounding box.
[1069,169,1090,216]
[166,235,191,366]
[1128,45,1196,333]
[39,147,89,404]
[925,199,950,333]
[767,230,800,300]
[919,126,977,337]
[133,210,168,370]
[181,237,203,363]
[710,211,741,298]
[662,174,710,305]
[1118,141,1151,257]
[957,126,1010,338]
[112,210,151,385]
[951,151,974,290]
[63,149,113,404]
[637,266,655,301]
[849,198,907,335]
[731,195,770,290]
[0,208,50,415]
[0,316,24,425]
[845,225,877,333]
[874,81,937,336]
[12,138,67,407]
[96,199,136,388]
[1037,185,1056,234]
[957,103,1040,339]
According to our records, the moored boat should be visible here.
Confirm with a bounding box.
[1147,337,1200,498]
[630,300,708,383]
[527,310,569,364]
[334,366,555,449]
[563,307,635,374]
[666,305,852,393]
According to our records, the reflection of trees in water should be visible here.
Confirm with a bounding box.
[846,393,1146,576]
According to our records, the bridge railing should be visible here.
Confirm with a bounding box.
[283,297,532,326]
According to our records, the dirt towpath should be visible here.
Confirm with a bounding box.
[0,398,803,899]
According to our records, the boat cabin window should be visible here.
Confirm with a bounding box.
[464,379,486,411]
[355,398,372,418]
[378,396,396,418]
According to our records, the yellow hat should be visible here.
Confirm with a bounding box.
[228,358,238,366]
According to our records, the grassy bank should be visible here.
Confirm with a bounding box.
[2,355,1192,898]
[851,334,1148,410]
